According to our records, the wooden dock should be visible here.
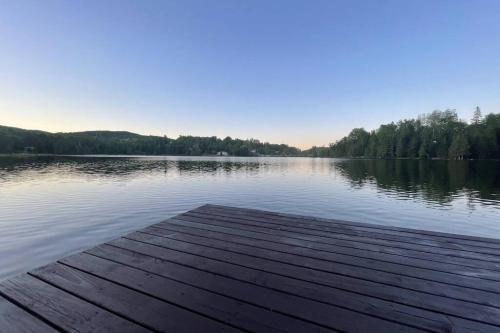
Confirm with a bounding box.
[1,204,500,333]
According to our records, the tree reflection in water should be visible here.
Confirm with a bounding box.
[333,159,500,206]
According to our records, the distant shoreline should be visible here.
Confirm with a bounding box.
[1,153,499,161]
[2,111,499,159]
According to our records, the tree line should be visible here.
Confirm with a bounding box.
[2,108,499,159]
[305,108,500,159]
[0,126,300,156]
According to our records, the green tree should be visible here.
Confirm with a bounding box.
[472,106,482,125]
[375,123,397,158]
[449,129,469,159]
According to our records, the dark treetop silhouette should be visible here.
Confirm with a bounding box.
[0,126,300,156]
[305,109,500,160]
[2,109,499,158]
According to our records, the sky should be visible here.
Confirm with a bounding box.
[1,0,499,149]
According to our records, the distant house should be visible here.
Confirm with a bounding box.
[217,151,229,156]
[23,146,35,153]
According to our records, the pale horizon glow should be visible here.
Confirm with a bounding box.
[1,0,499,149]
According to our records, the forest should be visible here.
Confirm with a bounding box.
[305,108,500,159]
[0,126,300,156]
[1,108,499,158]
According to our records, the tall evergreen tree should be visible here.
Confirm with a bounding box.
[472,106,483,125]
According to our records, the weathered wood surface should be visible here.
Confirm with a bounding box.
[1,204,499,333]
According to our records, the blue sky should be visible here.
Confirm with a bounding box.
[1,0,499,148]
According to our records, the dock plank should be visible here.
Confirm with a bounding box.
[85,244,438,333]
[180,211,500,261]
[195,206,500,254]
[1,204,500,333]
[202,204,500,246]
[105,237,500,333]
[0,274,147,333]
[53,254,329,333]
[172,214,500,271]
[31,263,239,333]
[141,225,500,304]
[121,232,500,326]
[149,221,500,290]
[0,295,57,333]
[156,218,500,281]
[88,243,454,332]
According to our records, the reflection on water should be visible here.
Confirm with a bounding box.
[334,159,500,207]
[0,156,264,182]
[0,155,499,280]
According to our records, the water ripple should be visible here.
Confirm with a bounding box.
[0,155,499,280]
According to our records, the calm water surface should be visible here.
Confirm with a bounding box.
[1,155,499,280]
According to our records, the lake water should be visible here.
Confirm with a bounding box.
[1,155,499,280]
